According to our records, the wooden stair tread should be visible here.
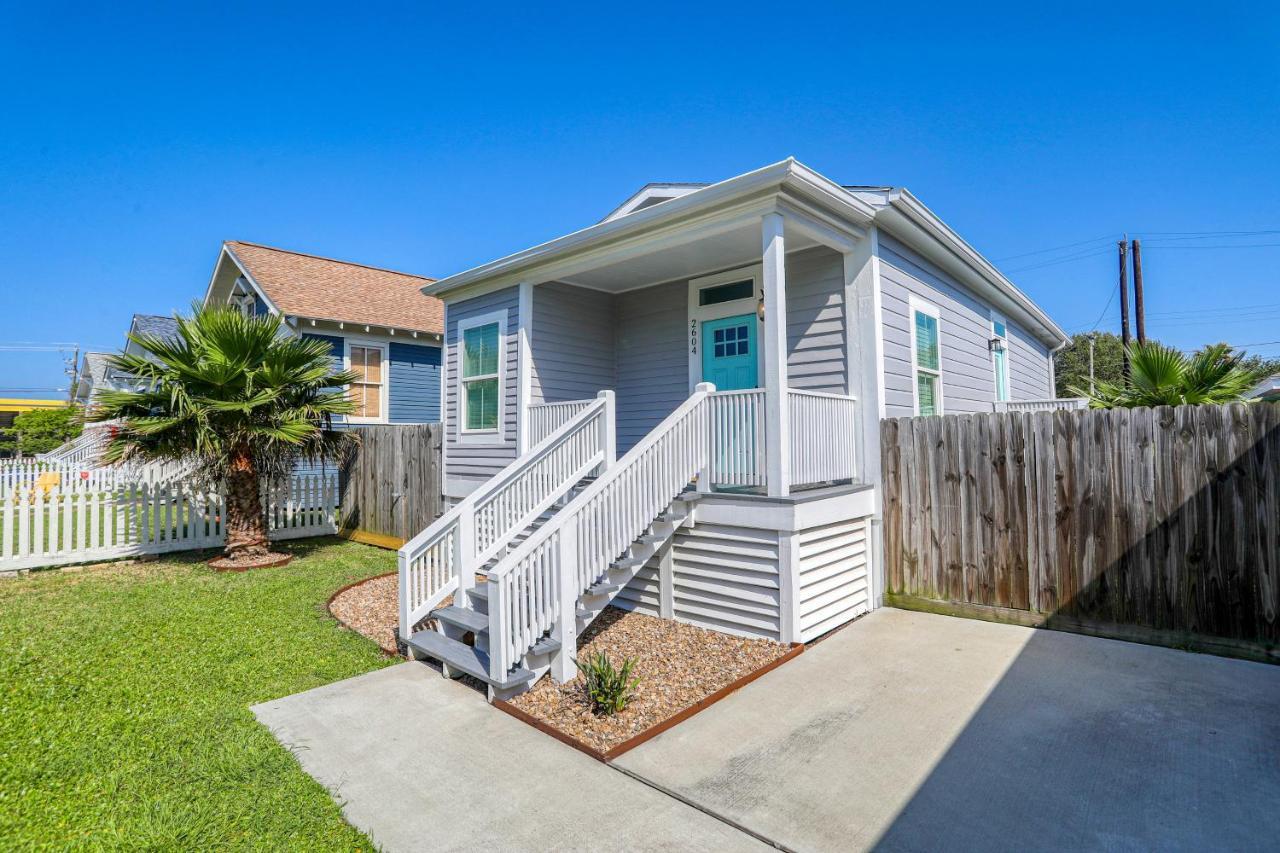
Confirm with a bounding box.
[406,630,533,687]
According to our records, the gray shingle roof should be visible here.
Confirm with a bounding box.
[131,314,180,340]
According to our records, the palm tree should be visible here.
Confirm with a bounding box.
[91,305,358,564]
[1074,341,1262,409]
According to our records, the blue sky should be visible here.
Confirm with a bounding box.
[2,2,1279,396]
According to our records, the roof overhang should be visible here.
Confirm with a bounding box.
[423,159,877,300]
[876,189,1069,349]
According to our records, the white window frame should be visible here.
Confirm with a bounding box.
[908,295,944,416]
[344,338,390,424]
[686,265,765,393]
[456,309,507,444]
[990,310,1010,403]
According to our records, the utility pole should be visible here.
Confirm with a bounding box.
[1118,237,1131,381]
[1131,238,1146,344]
[1088,334,1096,393]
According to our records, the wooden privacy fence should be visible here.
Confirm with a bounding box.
[0,472,338,572]
[881,403,1280,659]
[338,423,442,547]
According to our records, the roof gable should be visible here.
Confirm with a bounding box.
[218,242,443,334]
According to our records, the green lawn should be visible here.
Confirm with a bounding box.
[0,538,396,849]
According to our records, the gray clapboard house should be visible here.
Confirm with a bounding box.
[397,158,1069,699]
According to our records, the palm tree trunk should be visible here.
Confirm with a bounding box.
[224,444,270,559]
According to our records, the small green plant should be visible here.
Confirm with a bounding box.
[575,651,640,716]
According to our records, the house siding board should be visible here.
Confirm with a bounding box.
[786,247,847,394]
[670,523,782,641]
[615,280,688,454]
[444,287,520,483]
[388,341,442,423]
[615,555,662,616]
[1007,321,1053,399]
[531,282,616,403]
[878,233,1052,416]
[797,516,870,642]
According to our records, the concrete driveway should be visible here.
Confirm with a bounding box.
[256,608,1280,852]
[617,608,1280,852]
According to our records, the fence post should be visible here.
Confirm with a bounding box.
[550,518,579,683]
[456,505,476,603]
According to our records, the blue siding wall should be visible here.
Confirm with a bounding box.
[301,333,344,366]
[389,341,441,423]
[301,333,440,423]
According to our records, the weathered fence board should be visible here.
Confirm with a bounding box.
[338,423,442,546]
[882,402,1280,658]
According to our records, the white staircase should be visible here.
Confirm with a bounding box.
[398,384,716,699]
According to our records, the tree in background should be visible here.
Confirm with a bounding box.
[2,406,83,456]
[91,305,358,568]
[1053,332,1129,398]
[1073,342,1264,409]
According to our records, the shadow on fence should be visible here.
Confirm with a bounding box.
[881,402,1280,660]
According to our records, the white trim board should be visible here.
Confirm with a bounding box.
[455,308,509,446]
[908,294,944,416]
[343,337,390,424]
[686,264,765,393]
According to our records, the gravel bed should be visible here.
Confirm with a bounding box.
[328,576,791,752]
[509,607,790,754]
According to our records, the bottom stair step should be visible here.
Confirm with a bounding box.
[429,605,488,635]
[406,630,534,688]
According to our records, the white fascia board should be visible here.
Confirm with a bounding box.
[422,158,878,301]
[880,191,1069,349]
[601,184,705,222]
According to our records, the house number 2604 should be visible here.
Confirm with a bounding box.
[690,319,698,354]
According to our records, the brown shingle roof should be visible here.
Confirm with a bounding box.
[225,241,442,334]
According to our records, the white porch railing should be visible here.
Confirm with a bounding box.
[0,472,337,572]
[789,389,859,487]
[527,400,594,448]
[707,389,766,489]
[39,425,115,467]
[397,392,615,639]
[487,384,713,681]
[994,398,1088,413]
[705,388,859,491]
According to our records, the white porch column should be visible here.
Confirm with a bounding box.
[762,212,791,497]
[843,226,887,608]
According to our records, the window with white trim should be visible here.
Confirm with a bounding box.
[347,344,386,422]
[991,314,1010,403]
[461,320,501,432]
[910,300,943,416]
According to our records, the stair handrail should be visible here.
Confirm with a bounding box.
[398,392,614,641]
[486,383,715,681]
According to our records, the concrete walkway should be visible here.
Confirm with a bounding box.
[616,608,1280,852]
[256,610,1280,851]
[252,662,767,853]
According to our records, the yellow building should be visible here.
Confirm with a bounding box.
[0,398,68,432]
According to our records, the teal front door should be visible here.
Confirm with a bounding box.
[702,314,758,390]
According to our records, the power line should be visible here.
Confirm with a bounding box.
[993,234,1118,262]
[1005,246,1115,274]
[1138,242,1280,250]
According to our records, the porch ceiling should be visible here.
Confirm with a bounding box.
[555,220,822,292]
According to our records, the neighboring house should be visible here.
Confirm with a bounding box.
[202,241,444,424]
[0,399,66,458]
[396,158,1071,699]
[74,315,181,406]
[1250,374,1280,403]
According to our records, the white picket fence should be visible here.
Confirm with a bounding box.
[0,458,196,500]
[0,472,338,572]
